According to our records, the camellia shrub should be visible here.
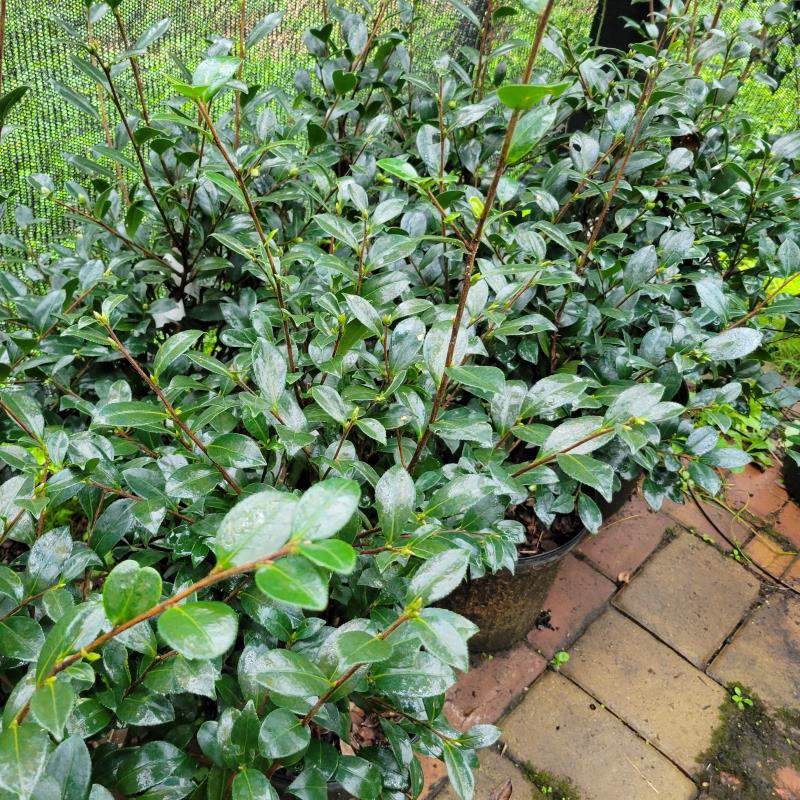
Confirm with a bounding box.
[1,0,799,798]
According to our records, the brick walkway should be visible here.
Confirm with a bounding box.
[424,464,800,800]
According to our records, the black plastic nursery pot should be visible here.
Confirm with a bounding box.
[783,455,800,504]
[443,476,638,653]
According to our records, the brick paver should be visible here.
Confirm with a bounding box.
[444,644,546,730]
[578,492,669,580]
[744,534,797,576]
[775,502,800,550]
[709,593,800,712]
[501,672,698,800]
[563,609,726,772]
[437,748,543,800]
[663,497,751,549]
[613,532,761,667]
[429,478,800,800]
[726,464,789,519]
[526,555,615,658]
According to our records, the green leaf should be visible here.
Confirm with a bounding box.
[345,295,383,338]
[0,86,29,128]
[207,433,266,468]
[290,479,360,541]
[191,56,240,100]
[216,488,297,568]
[95,401,166,432]
[446,365,506,397]
[253,649,331,696]
[375,465,415,543]
[311,385,351,424]
[205,171,246,206]
[103,560,162,625]
[232,769,278,800]
[152,330,203,380]
[497,81,571,110]
[37,602,106,684]
[334,631,393,668]
[442,742,474,800]
[47,736,91,800]
[577,493,603,534]
[334,756,382,800]
[542,416,612,456]
[703,328,763,360]
[556,454,614,501]
[371,652,453,697]
[604,383,664,423]
[0,723,50,800]
[376,157,419,183]
[165,464,220,501]
[252,339,287,408]
[407,548,469,603]
[255,557,328,610]
[332,69,357,94]
[354,418,386,445]
[157,602,238,660]
[508,105,557,164]
[2,392,44,440]
[246,12,283,47]
[316,214,359,251]
[0,616,43,662]
[424,321,468,386]
[297,540,357,574]
[258,708,311,759]
[30,679,76,740]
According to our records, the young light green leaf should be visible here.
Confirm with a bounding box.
[497,81,571,110]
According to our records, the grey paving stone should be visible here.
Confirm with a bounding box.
[709,593,800,712]
[613,531,761,667]
[563,609,726,773]
[501,672,698,800]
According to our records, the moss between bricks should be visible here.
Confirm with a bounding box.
[695,685,800,798]
[520,765,580,800]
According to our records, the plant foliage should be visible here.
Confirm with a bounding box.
[1,0,799,798]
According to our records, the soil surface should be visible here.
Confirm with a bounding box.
[511,499,582,558]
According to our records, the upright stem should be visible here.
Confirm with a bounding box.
[234,0,246,148]
[103,323,242,494]
[98,61,182,251]
[196,101,298,386]
[406,0,555,472]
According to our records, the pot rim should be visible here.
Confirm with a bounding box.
[515,524,587,566]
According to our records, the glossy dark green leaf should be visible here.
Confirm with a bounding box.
[334,756,382,800]
[258,708,311,759]
[216,488,296,568]
[290,479,360,542]
[232,769,278,800]
[37,602,106,684]
[0,615,44,662]
[297,540,357,574]
[0,723,50,800]
[334,631,393,667]
[252,649,331,696]
[375,465,415,543]
[157,602,238,660]
[103,560,162,625]
[30,680,76,740]
[152,330,203,379]
[255,557,328,610]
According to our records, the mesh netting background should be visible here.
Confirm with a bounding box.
[1,0,798,240]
